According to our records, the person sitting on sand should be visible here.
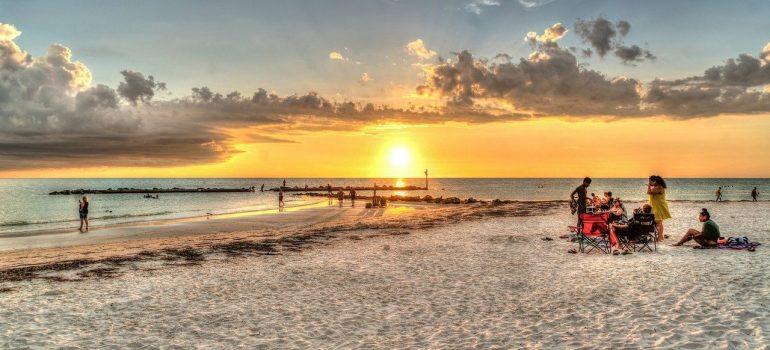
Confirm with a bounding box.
[609,198,626,222]
[603,192,614,208]
[78,196,89,232]
[673,208,720,248]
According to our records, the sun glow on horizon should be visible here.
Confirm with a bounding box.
[389,146,411,168]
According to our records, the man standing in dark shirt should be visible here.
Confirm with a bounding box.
[570,177,592,216]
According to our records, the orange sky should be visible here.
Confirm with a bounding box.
[4,114,769,178]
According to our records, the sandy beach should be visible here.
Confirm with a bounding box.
[1,200,769,348]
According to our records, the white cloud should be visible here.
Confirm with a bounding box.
[518,0,557,8]
[329,51,347,61]
[524,23,567,44]
[359,72,372,85]
[405,39,437,60]
[465,0,500,15]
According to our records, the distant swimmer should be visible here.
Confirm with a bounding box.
[78,196,89,232]
[715,187,723,202]
[752,187,759,202]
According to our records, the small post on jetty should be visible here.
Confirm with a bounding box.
[424,169,429,190]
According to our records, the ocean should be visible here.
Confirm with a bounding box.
[0,178,767,234]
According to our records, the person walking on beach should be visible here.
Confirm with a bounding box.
[78,196,89,232]
[752,187,759,202]
[350,189,356,207]
[648,175,671,241]
[260,184,264,192]
[715,187,723,202]
[673,208,719,248]
[337,190,344,207]
[278,189,285,211]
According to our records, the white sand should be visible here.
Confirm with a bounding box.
[1,201,769,348]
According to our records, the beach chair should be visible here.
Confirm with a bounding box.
[577,212,612,254]
[617,213,657,252]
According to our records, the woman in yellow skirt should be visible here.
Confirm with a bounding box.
[647,175,671,241]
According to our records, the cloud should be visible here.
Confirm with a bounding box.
[417,27,770,118]
[614,45,656,65]
[117,70,166,105]
[574,17,655,64]
[524,23,567,45]
[617,20,631,37]
[329,51,347,61]
[465,0,500,15]
[405,39,437,60]
[518,0,557,8]
[359,72,372,85]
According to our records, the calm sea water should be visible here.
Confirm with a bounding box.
[0,178,767,234]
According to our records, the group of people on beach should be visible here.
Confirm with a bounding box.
[715,186,760,201]
[571,176,724,251]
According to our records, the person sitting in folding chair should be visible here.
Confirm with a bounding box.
[673,208,720,248]
[610,204,656,254]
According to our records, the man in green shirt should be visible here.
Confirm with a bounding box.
[673,208,720,247]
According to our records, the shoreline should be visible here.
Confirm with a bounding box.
[0,201,564,282]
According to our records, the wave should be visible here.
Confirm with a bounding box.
[95,211,175,220]
[0,211,176,228]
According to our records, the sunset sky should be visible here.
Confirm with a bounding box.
[1,0,770,178]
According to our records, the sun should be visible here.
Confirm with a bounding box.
[389,146,411,168]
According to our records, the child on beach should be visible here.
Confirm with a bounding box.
[78,196,89,232]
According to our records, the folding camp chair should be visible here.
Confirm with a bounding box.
[616,213,657,252]
[577,212,612,254]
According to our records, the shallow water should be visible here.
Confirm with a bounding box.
[0,178,767,234]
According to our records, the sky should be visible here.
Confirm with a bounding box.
[1,0,770,178]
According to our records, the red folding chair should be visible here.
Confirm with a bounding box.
[577,212,612,254]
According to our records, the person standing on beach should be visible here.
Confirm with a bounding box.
[260,184,264,192]
[715,187,723,202]
[278,189,285,211]
[282,179,286,188]
[751,187,759,202]
[78,196,89,232]
[350,189,356,207]
[648,175,671,241]
[337,190,344,207]
[327,184,332,206]
[570,177,592,220]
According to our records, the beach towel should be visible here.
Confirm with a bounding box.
[718,236,760,250]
